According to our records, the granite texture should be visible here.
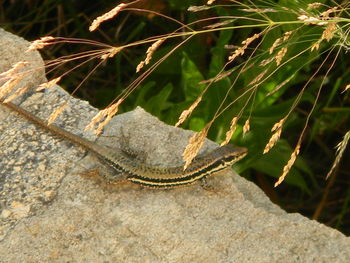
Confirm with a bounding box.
[0,28,349,263]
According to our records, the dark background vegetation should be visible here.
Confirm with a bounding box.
[1,0,349,234]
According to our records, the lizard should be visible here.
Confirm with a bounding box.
[0,100,247,188]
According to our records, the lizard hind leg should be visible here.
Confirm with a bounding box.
[81,165,135,190]
[96,163,141,190]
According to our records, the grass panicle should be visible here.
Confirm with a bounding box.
[1,1,349,194]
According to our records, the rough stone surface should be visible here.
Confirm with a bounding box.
[1,28,350,263]
[0,27,46,97]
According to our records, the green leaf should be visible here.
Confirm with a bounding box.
[249,139,311,193]
[189,117,206,132]
[144,83,174,116]
[181,52,205,101]
[134,81,156,106]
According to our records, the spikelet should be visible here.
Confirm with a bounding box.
[243,119,250,135]
[307,3,323,9]
[205,20,232,29]
[27,36,55,52]
[221,117,238,146]
[95,99,124,134]
[311,22,337,52]
[321,7,338,19]
[263,129,282,154]
[207,0,216,5]
[100,47,123,60]
[326,131,350,179]
[85,98,123,134]
[260,57,274,66]
[271,118,284,131]
[275,47,288,66]
[188,5,211,12]
[269,38,281,55]
[248,69,267,86]
[269,31,292,55]
[0,61,28,79]
[3,86,30,103]
[297,15,327,26]
[136,39,164,73]
[175,96,202,127]
[199,71,232,84]
[183,124,210,170]
[36,77,61,91]
[228,33,261,62]
[241,8,276,13]
[47,104,68,125]
[89,3,127,32]
[311,41,321,51]
[283,31,292,41]
[228,47,245,62]
[274,145,300,187]
[321,23,337,42]
[0,77,22,100]
[263,118,285,154]
[342,84,350,93]
[85,108,108,131]
[267,75,294,96]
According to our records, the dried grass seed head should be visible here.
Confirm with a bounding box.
[311,41,321,51]
[100,47,123,60]
[260,57,274,66]
[94,98,124,134]
[228,33,261,62]
[89,3,127,32]
[275,47,288,66]
[269,29,292,53]
[27,36,55,52]
[3,86,30,103]
[243,119,250,135]
[263,128,282,154]
[326,131,350,179]
[321,23,337,42]
[321,7,338,19]
[136,39,165,72]
[188,5,211,12]
[307,3,323,10]
[176,96,202,127]
[37,77,61,91]
[274,144,300,187]
[221,117,238,146]
[0,61,28,79]
[0,77,22,100]
[183,125,209,170]
[248,69,268,86]
[272,118,285,132]
[297,14,327,26]
[48,104,68,125]
[269,38,282,54]
[241,8,277,13]
[85,109,108,131]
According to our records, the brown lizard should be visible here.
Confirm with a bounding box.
[1,100,247,188]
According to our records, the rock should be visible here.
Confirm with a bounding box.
[0,28,349,263]
[0,27,46,97]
